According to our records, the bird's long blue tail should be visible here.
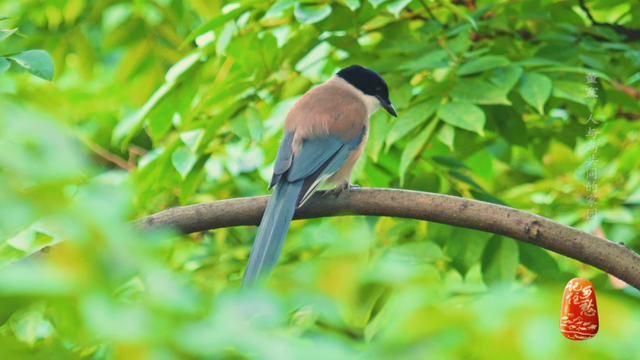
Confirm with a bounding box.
[242,179,303,287]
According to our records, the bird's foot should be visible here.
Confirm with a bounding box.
[323,181,357,198]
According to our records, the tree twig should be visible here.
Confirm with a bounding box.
[578,0,640,41]
[82,137,134,171]
[131,188,640,290]
[612,79,640,99]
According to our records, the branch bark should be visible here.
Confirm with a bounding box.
[132,188,640,290]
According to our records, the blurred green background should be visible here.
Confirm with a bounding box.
[2,0,640,358]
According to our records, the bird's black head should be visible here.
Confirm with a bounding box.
[337,65,397,117]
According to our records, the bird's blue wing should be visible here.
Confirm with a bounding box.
[286,136,345,181]
[289,128,366,206]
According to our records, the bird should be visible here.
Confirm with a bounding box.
[242,65,397,287]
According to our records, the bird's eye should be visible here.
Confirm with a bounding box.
[375,87,382,93]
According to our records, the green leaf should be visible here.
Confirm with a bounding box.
[148,100,177,141]
[398,49,451,72]
[0,57,10,76]
[368,0,387,8]
[489,65,523,90]
[458,55,511,76]
[172,146,198,179]
[399,117,439,185]
[179,129,203,151]
[205,157,224,181]
[113,52,201,147]
[294,3,332,24]
[536,66,612,83]
[230,106,264,142]
[627,71,640,85]
[439,0,477,30]
[365,111,389,162]
[7,50,54,81]
[481,236,519,286]
[518,242,560,280]
[437,102,486,136]
[112,83,171,146]
[10,303,46,346]
[517,57,564,67]
[625,186,640,205]
[387,0,412,18]
[386,98,440,150]
[166,52,201,83]
[446,228,493,275]
[492,106,528,147]
[437,123,455,150]
[552,80,587,105]
[180,155,207,205]
[245,106,264,143]
[390,82,413,110]
[388,241,448,263]
[432,156,469,170]
[0,28,18,42]
[195,101,247,154]
[264,0,297,19]
[450,80,511,105]
[518,72,552,114]
[341,0,361,11]
[181,5,252,47]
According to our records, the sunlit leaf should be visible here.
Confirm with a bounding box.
[450,80,511,105]
[294,3,332,24]
[7,50,54,81]
[0,57,10,76]
[552,80,588,105]
[387,0,412,18]
[519,72,552,114]
[341,0,361,11]
[437,123,455,150]
[180,129,203,151]
[368,0,387,9]
[0,28,18,42]
[172,145,198,178]
[437,102,486,136]
[166,52,201,82]
[181,4,253,47]
[10,303,47,346]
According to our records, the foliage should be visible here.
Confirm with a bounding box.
[2,0,640,358]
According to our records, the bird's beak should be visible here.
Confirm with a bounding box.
[376,95,397,117]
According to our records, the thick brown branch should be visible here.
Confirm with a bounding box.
[132,188,640,290]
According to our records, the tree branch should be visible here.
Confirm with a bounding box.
[132,188,640,290]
